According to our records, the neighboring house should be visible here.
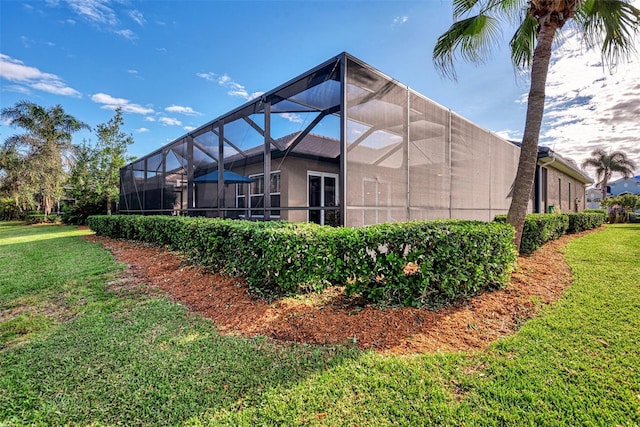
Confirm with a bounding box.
[585,187,603,210]
[607,175,640,197]
[119,52,592,226]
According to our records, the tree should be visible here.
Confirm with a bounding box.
[580,148,636,199]
[0,144,37,212]
[433,0,640,251]
[1,101,89,214]
[93,108,134,214]
[67,108,133,218]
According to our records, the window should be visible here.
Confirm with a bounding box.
[239,171,280,217]
[236,182,246,209]
[270,173,281,217]
[558,178,562,210]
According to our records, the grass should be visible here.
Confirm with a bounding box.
[1,222,639,426]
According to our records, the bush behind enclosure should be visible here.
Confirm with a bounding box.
[88,215,517,308]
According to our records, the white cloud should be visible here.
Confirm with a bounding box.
[539,27,640,175]
[216,73,262,100]
[393,15,409,25]
[21,36,34,48]
[495,129,521,141]
[2,84,32,95]
[0,54,81,97]
[128,10,145,26]
[66,0,117,26]
[65,0,136,40]
[165,105,202,116]
[196,71,216,81]
[183,126,196,132]
[136,127,149,133]
[159,117,182,126]
[144,116,156,122]
[280,112,303,123]
[115,29,136,40]
[91,92,154,114]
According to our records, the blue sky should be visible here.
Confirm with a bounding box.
[1,0,639,176]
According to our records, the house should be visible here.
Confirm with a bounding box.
[534,146,593,213]
[607,175,640,197]
[585,187,603,209]
[119,52,592,226]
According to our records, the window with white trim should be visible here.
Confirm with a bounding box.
[237,171,280,217]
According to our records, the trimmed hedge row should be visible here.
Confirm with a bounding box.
[88,215,517,308]
[495,211,606,254]
[566,212,606,233]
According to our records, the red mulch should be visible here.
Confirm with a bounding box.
[82,229,597,355]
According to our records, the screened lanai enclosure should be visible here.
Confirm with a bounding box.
[119,52,521,227]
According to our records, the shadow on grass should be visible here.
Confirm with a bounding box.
[0,297,362,426]
[0,223,361,426]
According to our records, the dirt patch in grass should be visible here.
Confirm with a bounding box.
[83,229,597,355]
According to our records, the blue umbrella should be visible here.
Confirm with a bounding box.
[193,169,255,184]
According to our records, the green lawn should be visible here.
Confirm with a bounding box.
[0,222,638,426]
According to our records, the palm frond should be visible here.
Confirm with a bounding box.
[433,14,502,79]
[510,14,539,67]
[576,0,640,67]
[453,0,482,19]
[497,0,529,22]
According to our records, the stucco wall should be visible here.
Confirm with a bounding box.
[544,167,587,213]
[279,156,339,223]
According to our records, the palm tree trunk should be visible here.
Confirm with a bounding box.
[601,171,611,200]
[507,21,559,251]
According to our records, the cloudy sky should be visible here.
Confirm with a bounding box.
[1,0,638,179]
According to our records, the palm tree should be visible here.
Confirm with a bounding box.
[581,148,636,199]
[1,101,90,214]
[433,0,640,251]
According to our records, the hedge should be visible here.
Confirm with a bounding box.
[25,213,61,225]
[495,211,605,254]
[88,215,517,308]
[566,212,606,233]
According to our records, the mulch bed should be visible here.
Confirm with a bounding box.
[82,229,596,355]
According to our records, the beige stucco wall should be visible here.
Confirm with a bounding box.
[280,156,339,223]
[544,167,587,213]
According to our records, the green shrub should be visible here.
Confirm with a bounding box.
[338,221,517,307]
[566,212,606,233]
[0,198,24,221]
[25,212,61,225]
[495,213,568,254]
[496,211,605,254]
[88,215,517,308]
[61,201,107,225]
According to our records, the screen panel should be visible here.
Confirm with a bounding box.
[345,58,408,227]
[450,113,492,220]
[408,91,450,220]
